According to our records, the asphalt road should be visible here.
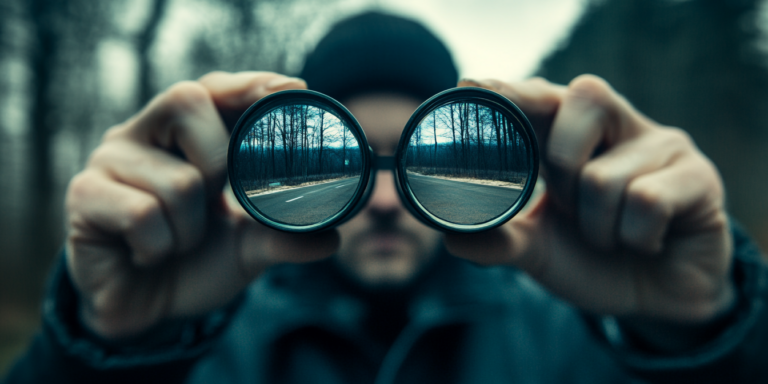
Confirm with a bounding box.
[248,176,361,225]
[406,173,523,224]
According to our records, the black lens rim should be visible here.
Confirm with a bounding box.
[394,87,539,233]
[227,89,372,233]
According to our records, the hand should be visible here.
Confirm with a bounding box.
[447,76,734,344]
[65,72,339,339]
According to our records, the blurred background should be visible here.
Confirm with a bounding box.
[1,0,767,374]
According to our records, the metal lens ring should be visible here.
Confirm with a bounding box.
[227,90,372,233]
[394,87,539,233]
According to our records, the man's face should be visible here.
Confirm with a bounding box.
[334,93,441,290]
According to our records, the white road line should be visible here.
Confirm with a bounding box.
[286,196,304,202]
[308,186,332,194]
[335,184,347,188]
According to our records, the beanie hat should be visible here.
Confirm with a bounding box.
[299,11,458,102]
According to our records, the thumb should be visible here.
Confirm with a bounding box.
[443,192,547,273]
[447,192,641,316]
[198,71,307,129]
[458,77,566,145]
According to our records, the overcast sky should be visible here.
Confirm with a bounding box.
[99,0,588,109]
[378,0,587,81]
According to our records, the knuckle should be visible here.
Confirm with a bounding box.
[709,210,729,234]
[626,179,670,222]
[162,81,212,114]
[658,127,694,150]
[169,165,204,200]
[567,74,613,102]
[666,127,693,144]
[65,172,103,231]
[197,70,230,83]
[102,124,126,142]
[580,162,617,197]
[66,171,97,207]
[123,194,163,233]
[526,76,551,88]
[65,178,88,226]
[86,142,115,168]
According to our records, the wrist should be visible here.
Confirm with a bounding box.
[77,304,162,345]
[605,268,742,354]
[617,281,738,354]
[584,222,768,382]
[49,251,241,359]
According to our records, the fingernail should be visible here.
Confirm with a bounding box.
[266,76,306,91]
[459,78,499,90]
[459,78,483,87]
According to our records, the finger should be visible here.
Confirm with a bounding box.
[169,214,340,317]
[198,71,307,127]
[65,237,172,338]
[226,184,340,268]
[222,182,341,268]
[88,140,206,254]
[239,227,341,271]
[577,129,689,250]
[67,170,173,266]
[619,152,725,255]
[446,192,639,315]
[458,77,566,140]
[109,81,230,198]
[545,75,652,212]
[444,193,543,270]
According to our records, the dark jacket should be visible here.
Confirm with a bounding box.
[4,225,768,383]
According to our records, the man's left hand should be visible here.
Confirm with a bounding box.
[446,75,735,350]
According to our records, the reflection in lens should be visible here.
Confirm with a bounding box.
[234,104,362,225]
[405,101,529,225]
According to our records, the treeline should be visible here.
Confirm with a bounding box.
[537,0,768,250]
[406,102,530,184]
[235,104,362,192]
[0,0,374,373]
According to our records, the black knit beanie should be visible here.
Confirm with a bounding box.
[299,11,458,103]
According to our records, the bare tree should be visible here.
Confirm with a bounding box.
[138,0,169,106]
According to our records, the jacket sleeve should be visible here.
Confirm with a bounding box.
[1,252,241,384]
[586,222,768,383]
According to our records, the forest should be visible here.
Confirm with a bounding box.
[235,104,361,193]
[2,0,768,375]
[406,102,529,185]
[0,0,369,372]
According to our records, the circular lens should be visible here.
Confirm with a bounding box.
[395,87,538,232]
[228,90,371,232]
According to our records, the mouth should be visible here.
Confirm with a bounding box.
[370,232,403,252]
[362,230,414,258]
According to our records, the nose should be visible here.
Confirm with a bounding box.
[366,170,402,216]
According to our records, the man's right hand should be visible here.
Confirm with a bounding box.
[64,72,340,340]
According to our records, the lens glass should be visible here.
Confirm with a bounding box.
[233,103,363,225]
[404,100,531,225]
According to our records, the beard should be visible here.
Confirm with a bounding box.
[334,209,441,292]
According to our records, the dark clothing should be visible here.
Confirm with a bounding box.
[4,225,768,384]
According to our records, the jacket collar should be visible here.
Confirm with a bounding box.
[261,245,519,330]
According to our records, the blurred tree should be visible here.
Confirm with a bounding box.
[537,0,768,250]
[24,0,115,304]
[0,0,375,374]
[138,0,170,105]
[1,0,116,374]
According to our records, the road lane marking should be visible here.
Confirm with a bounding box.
[309,186,332,194]
[286,196,304,202]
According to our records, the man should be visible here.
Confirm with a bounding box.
[4,11,768,383]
